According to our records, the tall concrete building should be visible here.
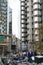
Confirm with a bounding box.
[41,0,43,23]
[20,0,42,50]
[0,0,12,36]
[0,0,12,55]
[0,0,9,34]
[8,8,12,51]
[9,8,12,34]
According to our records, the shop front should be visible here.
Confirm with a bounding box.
[0,44,7,55]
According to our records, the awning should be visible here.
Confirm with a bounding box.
[0,44,7,46]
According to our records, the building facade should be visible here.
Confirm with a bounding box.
[12,35,21,52]
[20,0,42,51]
[0,0,12,34]
[9,8,12,34]
[0,0,12,55]
[6,8,12,52]
[0,0,8,34]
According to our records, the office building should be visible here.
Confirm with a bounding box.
[20,0,42,50]
[0,0,7,34]
[0,0,12,55]
[0,0,12,34]
[9,8,12,34]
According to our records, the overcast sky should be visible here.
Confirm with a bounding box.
[9,0,20,39]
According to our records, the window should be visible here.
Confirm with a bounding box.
[0,29,1,33]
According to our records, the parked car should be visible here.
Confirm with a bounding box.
[31,55,43,64]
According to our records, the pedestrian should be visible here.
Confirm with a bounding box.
[28,48,33,62]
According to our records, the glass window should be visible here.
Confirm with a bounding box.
[33,11,41,15]
[33,17,41,21]
[21,7,24,10]
[21,3,25,5]
[33,4,41,9]
[33,0,40,3]
[34,23,39,28]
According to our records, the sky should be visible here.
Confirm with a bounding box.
[9,0,20,39]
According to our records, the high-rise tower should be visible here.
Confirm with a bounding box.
[33,0,41,41]
[20,0,42,51]
[0,0,12,54]
[20,0,29,50]
[0,0,7,34]
[9,8,12,34]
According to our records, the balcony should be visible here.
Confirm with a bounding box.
[21,7,25,10]
[22,31,27,33]
[21,2,25,5]
[33,0,40,3]
[22,24,27,27]
[22,38,28,42]
[21,0,25,1]
[34,36,39,41]
[33,17,41,22]
[33,30,39,34]
[34,23,39,28]
[33,11,41,15]
[22,33,28,37]
[33,4,41,9]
